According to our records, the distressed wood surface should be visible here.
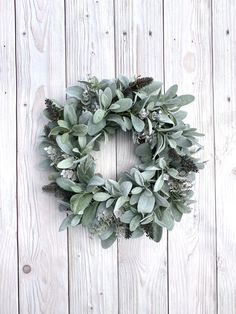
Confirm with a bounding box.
[212,1,236,313]
[65,1,118,313]
[16,0,68,313]
[114,1,168,313]
[164,1,217,313]
[0,1,18,313]
[1,0,236,313]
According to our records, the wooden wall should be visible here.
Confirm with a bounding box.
[0,0,235,313]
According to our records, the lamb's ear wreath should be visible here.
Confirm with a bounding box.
[40,76,205,248]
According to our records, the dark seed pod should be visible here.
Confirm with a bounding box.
[124,228,133,239]
[168,148,182,163]
[142,223,154,240]
[129,77,153,90]
[45,98,61,121]
[181,155,199,173]
[44,125,51,137]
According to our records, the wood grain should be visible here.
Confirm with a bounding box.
[212,1,236,313]
[0,1,18,313]
[114,1,168,313]
[16,0,68,313]
[65,1,118,313]
[164,0,217,313]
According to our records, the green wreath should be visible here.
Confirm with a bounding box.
[40,76,204,248]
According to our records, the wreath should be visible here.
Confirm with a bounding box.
[40,76,204,248]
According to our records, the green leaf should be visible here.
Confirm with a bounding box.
[88,175,105,186]
[114,196,128,211]
[93,109,106,124]
[120,210,136,223]
[57,157,74,169]
[93,192,111,201]
[72,124,88,136]
[81,202,97,226]
[110,98,133,113]
[131,113,145,132]
[153,174,164,192]
[134,170,145,186]
[49,126,68,136]
[70,215,82,226]
[56,177,76,192]
[59,214,75,231]
[120,181,132,197]
[56,135,73,155]
[101,233,117,249]
[102,87,112,108]
[131,186,143,194]
[64,104,77,125]
[151,223,163,242]
[137,190,155,213]
[66,85,84,100]
[130,214,142,231]
[88,118,106,136]
[164,84,178,99]
[58,120,70,129]
[179,95,195,106]
[70,193,93,214]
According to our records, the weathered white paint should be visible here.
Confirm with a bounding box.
[0,1,18,313]
[164,0,217,313]
[0,0,236,313]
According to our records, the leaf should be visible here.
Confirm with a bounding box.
[64,104,77,125]
[101,233,117,249]
[102,87,112,108]
[107,114,126,131]
[57,157,74,169]
[131,186,143,194]
[164,84,178,99]
[70,215,82,227]
[120,181,132,197]
[93,109,106,124]
[70,193,93,214]
[72,124,88,136]
[114,196,128,211]
[131,113,145,132]
[179,95,195,106]
[141,81,162,94]
[88,175,105,186]
[130,214,142,231]
[56,177,76,192]
[49,126,68,136]
[120,210,136,223]
[153,174,164,192]
[58,120,70,129]
[155,209,174,230]
[134,169,145,186]
[151,223,163,242]
[123,117,132,130]
[81,203,97,226]
[93,192,111,201]
[88,118,106,136]
[137,190,155,213]
[66,85,84,100]
[56,135,73,155]
[59,214,75,231]
[110,98,133,113]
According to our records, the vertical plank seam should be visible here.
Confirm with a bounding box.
[63,0,70,313]
[162,1,169,313]
[113,1,120,313]
[210,0,218,313]
[14,0,20,312]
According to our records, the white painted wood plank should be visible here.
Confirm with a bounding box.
[114,1,168,313]
[212,1,236,313]
[0,1,18,313]
[16,1,68,313]
[65,1,118,313]
[164,1,217,313]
